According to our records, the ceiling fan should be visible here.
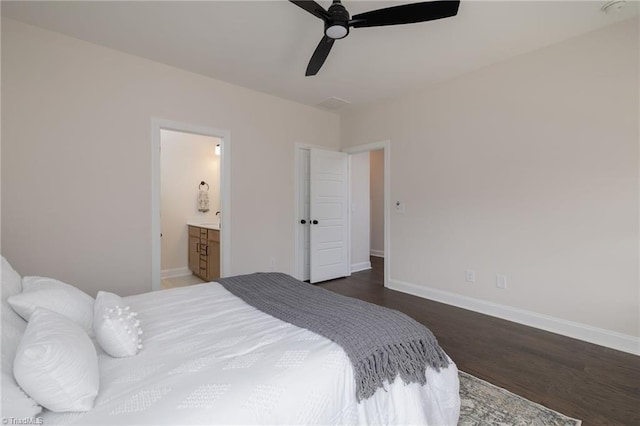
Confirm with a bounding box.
[290,0,461,76]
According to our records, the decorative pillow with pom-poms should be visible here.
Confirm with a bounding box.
[93,291,142,358]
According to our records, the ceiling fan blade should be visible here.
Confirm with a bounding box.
[306,35,335,76]
[350,1,460,28]
[289,0,331,22]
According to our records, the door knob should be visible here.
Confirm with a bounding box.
[312,220,319,225]
[300,219,306,224]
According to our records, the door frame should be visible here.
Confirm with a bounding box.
[342,140,391,288]
[151,118,231,291]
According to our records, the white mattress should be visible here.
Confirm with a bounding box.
[42,282,460,425]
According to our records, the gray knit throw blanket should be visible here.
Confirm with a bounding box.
[216,272,450,401]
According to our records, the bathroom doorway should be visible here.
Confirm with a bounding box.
[151,119,231,291]
[160,130,221,289]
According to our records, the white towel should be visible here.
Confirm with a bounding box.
[198,190,209,212]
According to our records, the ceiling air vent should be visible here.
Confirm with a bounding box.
[316,97,351,110]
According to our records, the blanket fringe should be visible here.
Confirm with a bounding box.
[354,339,449,401]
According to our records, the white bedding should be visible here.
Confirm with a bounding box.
[41,282,460,425]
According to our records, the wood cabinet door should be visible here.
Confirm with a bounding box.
[188,234,200,276]
[207,241,220,280]
[207,232,220,280]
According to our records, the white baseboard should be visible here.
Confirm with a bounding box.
[351,261,372,273]
[370,249,384,258]
[161,267,191,279]
[388,278,640,356]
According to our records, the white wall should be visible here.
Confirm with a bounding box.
[341,20,639,346]
[160,130,220,274]
[1,18,340,296]
[350,152,370,272]
[370,149,384,257]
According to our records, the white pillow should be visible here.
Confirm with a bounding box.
[13,308,99,412]
[93,291,143,357]
[8,276,94,334]
[1,256,42,418]
[1,255,23,301]
[1,310,42,419]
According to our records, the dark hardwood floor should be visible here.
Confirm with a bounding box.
[319,257,640,426]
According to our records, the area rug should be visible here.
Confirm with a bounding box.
[458,371,582,426]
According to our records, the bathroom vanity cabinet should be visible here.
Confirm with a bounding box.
[188,225,220,281]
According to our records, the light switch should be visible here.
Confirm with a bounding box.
[465,270,475,283]
[395,201,406,213]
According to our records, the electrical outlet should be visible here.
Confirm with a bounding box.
[269,257,276,271]
[496,274,507,289]
[465,270,475,283]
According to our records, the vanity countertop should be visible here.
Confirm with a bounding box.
[187,222,220,230]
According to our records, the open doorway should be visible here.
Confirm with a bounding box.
[151,119,231,291]
[160,130,221,289]
[293,142,389,286]
[349,149,384,275]
[344,141,390,287]
[369,150,385,262]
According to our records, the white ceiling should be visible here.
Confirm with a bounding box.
[2,1,637,110]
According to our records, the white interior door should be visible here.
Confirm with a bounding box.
[310,149,350,283]
[298,149,311,281]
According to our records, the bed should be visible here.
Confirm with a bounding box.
[1,258,460,425]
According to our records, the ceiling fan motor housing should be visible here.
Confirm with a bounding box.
[325,1,350,39]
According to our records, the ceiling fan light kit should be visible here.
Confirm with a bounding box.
[326,24,348,39]
[290,0,461,76]
[325,1,350,39]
